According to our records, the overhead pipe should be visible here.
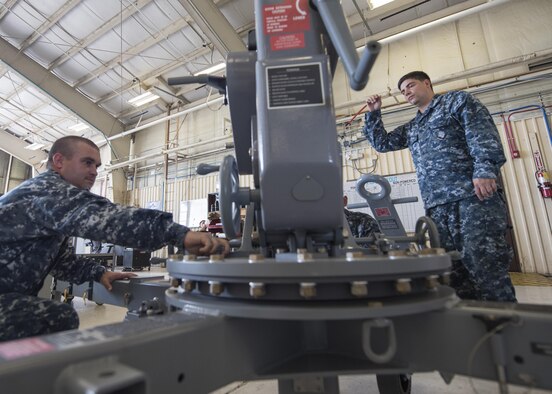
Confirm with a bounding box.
[105,134,231,171]
[500,114,520,159]
[493,104,552,149]
[336,69,552,125]
[432,49,552,85]
[99,96,225,144]
[376,0,512,45]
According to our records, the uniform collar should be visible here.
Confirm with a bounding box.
[415,93,442,121]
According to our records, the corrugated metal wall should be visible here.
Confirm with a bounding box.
[127,112,552,271]
[498,113,552,274]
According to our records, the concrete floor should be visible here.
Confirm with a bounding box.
[73,282,552,394]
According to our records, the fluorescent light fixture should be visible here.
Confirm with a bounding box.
[128,91,160,107]
[368,0,395,9]
[194,63,226,76]
[68,122,90,132]
[24,142,45,150]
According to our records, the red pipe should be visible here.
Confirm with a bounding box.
[345,104,367,127]
[501,114,520,159]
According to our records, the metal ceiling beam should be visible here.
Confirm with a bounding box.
[19,0,81,52]
[0,36,124,137]
[48,0,151,71]
[0,0,18,23]
[73,17,191,88]
[94,21,254,107]
[116,98,165,119]
[0,82,72,143]
[178,0,245,55]
[95,45,208,106]
[154,76,190,104]
[0,129,47,169]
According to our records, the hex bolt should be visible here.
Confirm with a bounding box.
[248,254,265,263]
[419,248,446,256]
[249,282,266,298]
[395,278,412,294]
[297,252,315,263]
[169,254,184,261]
[388,250,408,259]
[300,282,317,298]
[209,254,224,263]
[346,251,364,261]
[350,281,368,297]
[440,271,451,285]
[183,279,196,293]
[209,281,224,295]
[170,278,181,287]
[425,275,440,290]
[183,254,197,261]
[275,248,287,254]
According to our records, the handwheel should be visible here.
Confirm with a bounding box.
[414,216,440,249]
[219,155,241,239]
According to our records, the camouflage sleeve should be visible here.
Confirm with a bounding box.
[34,187,189,252]
[363,110,408,152]
[50,242,106,284]
[451,92,506,179]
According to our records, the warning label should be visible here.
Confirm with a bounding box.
[378,219,400,230]
[263,0,310,34]
[270,33,305,51]
[264,0,310,51]
[267,63,324,109]
[0,337,54,361]
[375,207,391,217]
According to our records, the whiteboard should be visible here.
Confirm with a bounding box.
[179,199,208,228]
[344,172,425,233]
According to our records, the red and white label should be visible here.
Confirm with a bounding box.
[0,337,54,360]
[270,33,305,51]
[264,0,310,51]
[374,207,391,217]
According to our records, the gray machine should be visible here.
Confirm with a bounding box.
[1,1,551,394]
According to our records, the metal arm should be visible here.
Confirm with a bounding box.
[313,0,381,90]
[168,75,227,95]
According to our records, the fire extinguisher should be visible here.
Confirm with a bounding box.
[536,169,552,198]
[533,149,552,198]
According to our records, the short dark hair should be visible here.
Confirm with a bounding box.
[398,71,433,91]
[47,136,99,169]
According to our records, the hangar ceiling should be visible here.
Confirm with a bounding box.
[0,0,531,166]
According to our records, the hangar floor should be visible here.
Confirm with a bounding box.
[73,274,552,394]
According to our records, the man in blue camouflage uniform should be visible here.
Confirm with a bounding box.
[363,71,516,302]
[0,136,230,342]
[343,195,380,243]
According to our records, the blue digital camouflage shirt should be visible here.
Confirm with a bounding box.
[0,170,189,296]
[363,91,506,208]
[344,209,380,239]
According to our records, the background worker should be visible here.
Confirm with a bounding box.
[343,195,380,241]
[363,71,516,302]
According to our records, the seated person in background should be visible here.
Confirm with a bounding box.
[343,195,380,240]
[207,211,224,234]
[198,219,209,232]
[0,136,230,342]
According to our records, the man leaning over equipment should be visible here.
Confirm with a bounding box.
[0,136,230,341]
